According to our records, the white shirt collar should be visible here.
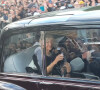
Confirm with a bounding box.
[33,42,40,46]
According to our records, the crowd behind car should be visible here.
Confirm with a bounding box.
[0,0,100,29]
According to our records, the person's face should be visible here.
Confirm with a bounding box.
[10,6,15,10]
[58,2,61,6]
[16,9,20,15]
[19,6,23,11]
[8,2,11,6]
[31,7,36,12]
[6,11,9,14]
[10,10,15,15]
[46,38,53,51]
[49,3,53,7]
[1,8,4,12]
[0,7,2,11]
[23,0,28,2]
[17,0,21,2]
[24,7,28,10]
[4,10,8,14]
[4,10,6,14]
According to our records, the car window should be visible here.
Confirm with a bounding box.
[45,29,100,80]
[4,32,35,58]
[3,31,44,75]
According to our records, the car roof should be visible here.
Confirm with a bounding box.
[1,6,100,34]
[67,10,100,23]
[84,42,100,45]
[3,10,84,30]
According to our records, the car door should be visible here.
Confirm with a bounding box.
[40,29,100,90]
[0,27,45,89]
[38,77,100,90]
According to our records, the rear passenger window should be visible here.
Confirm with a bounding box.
[3,31,44,75]
[4,32,35,58]
[45,29,100,80]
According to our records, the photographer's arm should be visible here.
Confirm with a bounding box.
[64,62,71,77]
[47,54,64,74]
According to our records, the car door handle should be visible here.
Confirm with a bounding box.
[39,81,54,85]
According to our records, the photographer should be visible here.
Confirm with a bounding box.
[46,35,71,76]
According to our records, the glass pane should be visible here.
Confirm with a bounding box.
[3,31,44,75]
[45,29,100,80]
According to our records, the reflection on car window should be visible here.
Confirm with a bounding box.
[4,33,34,58]
[45,29,100,80]
[3,31,43,75]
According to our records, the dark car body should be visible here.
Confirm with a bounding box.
[0,81,25,90]
[0,7,100,90]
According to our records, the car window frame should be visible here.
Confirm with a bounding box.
[1,27,45,76]
[43,28,100,82]
[1,24,100,83]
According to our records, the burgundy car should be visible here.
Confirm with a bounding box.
[0,9,100,90]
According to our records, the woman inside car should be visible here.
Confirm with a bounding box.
[46,35,71,76]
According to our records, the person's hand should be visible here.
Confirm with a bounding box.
[54,54,64,64]
[64,62,71,73]
[12,15,16,18]
[33,54,41,74]
[8,14,12,17]
[2,19,5,22]
[16,15,20,19]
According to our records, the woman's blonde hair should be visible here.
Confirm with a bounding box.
[46,34,54,44]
